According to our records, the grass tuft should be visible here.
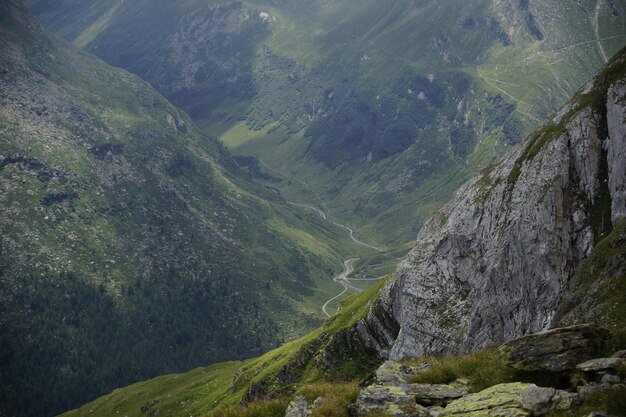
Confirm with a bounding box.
[297,382,360,417]
[203,398,289,417]
[409,350,515,392]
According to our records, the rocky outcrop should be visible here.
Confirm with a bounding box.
[519,385,579,415]
[361,48,626,361]
[499,324,611,372]
[375,360,429,385]
[576,357,624,372]
[352,385,430,417]
[285,396,310,417]
[440,383,531,416]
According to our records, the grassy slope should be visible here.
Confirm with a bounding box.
[24,0,626,246]
[0,2,385,415]
[59,278,388,417]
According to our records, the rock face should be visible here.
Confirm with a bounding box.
[499,324,611,372]
[360,48,626,360]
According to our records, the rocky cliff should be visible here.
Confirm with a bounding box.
[362,47,626,360]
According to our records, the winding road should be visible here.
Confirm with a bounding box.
[322,258,361,318]
[287,202,384,251]
[287,201,384,317]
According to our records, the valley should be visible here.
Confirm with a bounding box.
[26,0,626,245]
[1,1,625,417]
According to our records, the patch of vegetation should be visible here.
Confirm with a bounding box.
[409,349,516,392]
[298,382,360,417]
[204,398,290,417]
[56,277,388,417]
[558,220,626,329]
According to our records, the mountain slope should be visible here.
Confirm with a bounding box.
[54,46,626,417]
[361,45,626,360]
[0,2,374,416]
[25,0,626,244]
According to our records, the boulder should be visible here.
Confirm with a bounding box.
[499,325,611,372]
[610,350,626,358]
[376,360,428,384]
[406,383,467,406]
[353,384,430,417]
[576,357,624,372]
[440,382,531,416]
[601,374,621,384]
[519,385,579,415]
[285,395,310,417]
[577,382,611,400]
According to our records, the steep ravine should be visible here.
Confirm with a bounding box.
[359,47,626,361]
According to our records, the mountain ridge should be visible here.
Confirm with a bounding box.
[51,37,626,417]
[0,2,380,415]
[25,0,626,244]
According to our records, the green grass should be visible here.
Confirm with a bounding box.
[559,220,626,329]
[59,362,244,417]
[28,0,626,247]
[58,277,388,417]
[408,350,516,392]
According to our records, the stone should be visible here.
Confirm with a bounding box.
[353,384,430,417]
[600,374,621,384]
[577,383,611,400]
[429,405,445,416]
[449,378,470,392]
[285,395,310,417]
[440,383,531,416]
[576,357,624,372]
[610,350,626,358]
[375,360,428,385]
[499,325,611,372]
[406,383,467,406]
[519,385,579,415]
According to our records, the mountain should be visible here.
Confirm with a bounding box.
[55,42,626,417]
[361,44,626,359]
[0,2,378,416]
[25,0,626,245]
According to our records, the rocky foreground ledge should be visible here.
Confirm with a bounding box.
[284,325,625,417]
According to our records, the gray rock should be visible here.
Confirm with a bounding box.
[353,384,430,417]
[406,383,466,406]
[440,382,531,416]
[519,385,579,415]
[428,406,445,417]
[577,357,624,372]
[577,383,611,400]
[499,324,611,372]
[285,395,310,417]
[600,374,621,384]
[354,54,626,360]
[375,360,428,385]
[610,349,626,358]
